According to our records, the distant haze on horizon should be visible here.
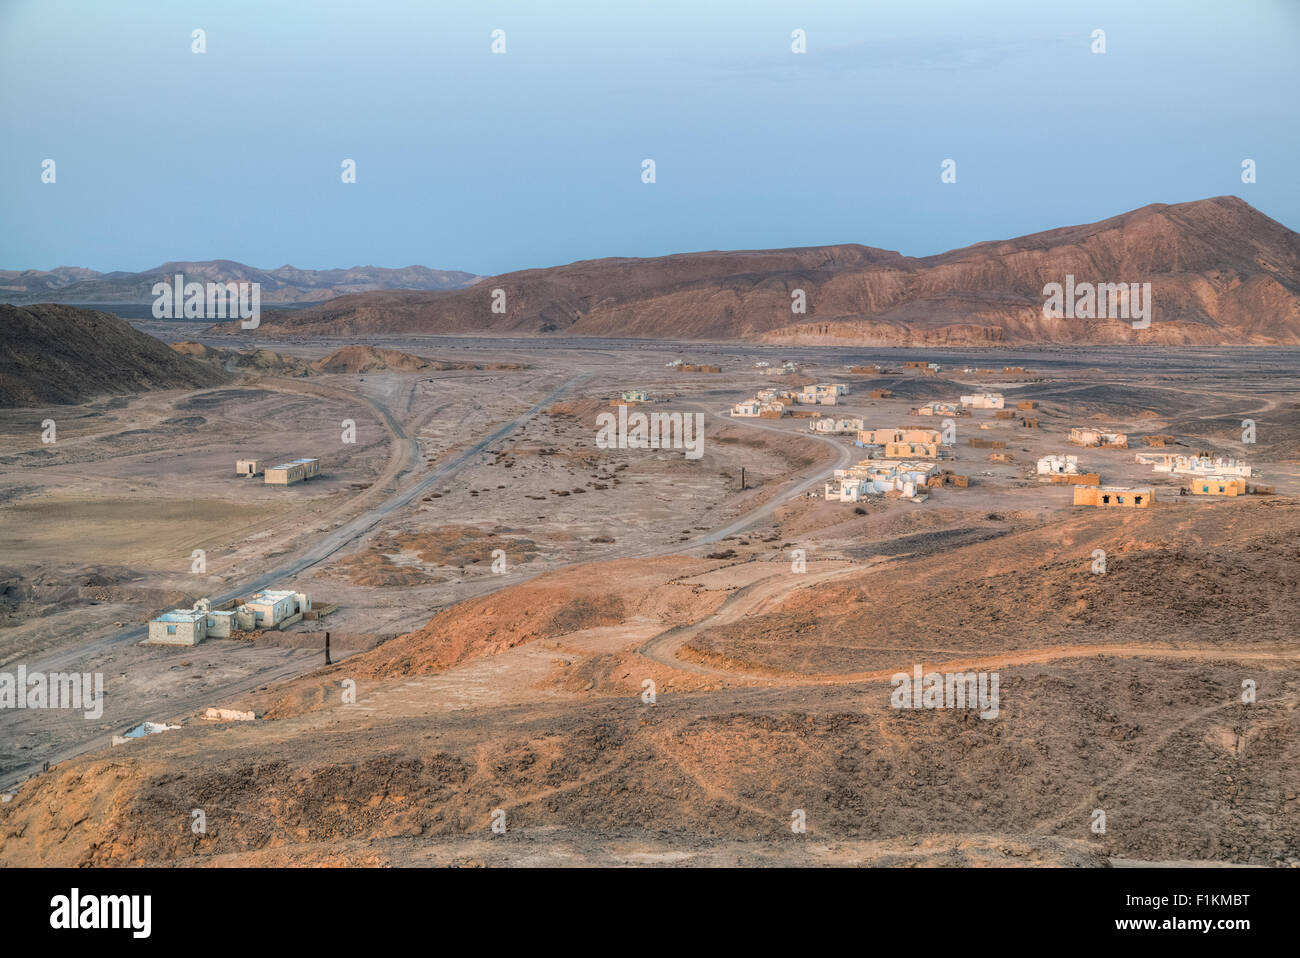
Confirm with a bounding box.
[1,0,1298,276]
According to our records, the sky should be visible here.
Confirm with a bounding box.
[1,0,1298,277]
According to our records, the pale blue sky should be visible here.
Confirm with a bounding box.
[1,0,1297,276]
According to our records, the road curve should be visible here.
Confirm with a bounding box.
[0,374,587,790]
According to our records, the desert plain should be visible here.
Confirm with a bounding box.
[1,328,1298,867]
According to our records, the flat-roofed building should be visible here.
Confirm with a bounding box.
[794,383,848,405]
[1074,486,1154,508]
[1037,454,1079,475]
[809,417,864,434]
[264,457,322,485]
[205,609,235,637]
[241,589,311,629]
[1190,477,1247,496]
[824,459,939,501]
[147,599,239,645]
[914,401,967,417]
[147,609,208,646]
[1168,455,1251,478]
[960,393,1005,410]
[1070,428,1128,448]
[885,439,939,458]
[858,427,942,446]
[857,427,944,458]
[236,459,264,477]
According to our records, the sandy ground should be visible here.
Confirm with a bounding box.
[2,337,1298,866]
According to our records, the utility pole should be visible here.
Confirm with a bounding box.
[740,467,745,490]
[324,631,332,666]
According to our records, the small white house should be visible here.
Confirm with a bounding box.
[1037,454,1079,475]
[960,393,1005,410]
[809,417,864,434]
[1168,455,1251,478]
[241,590,311,630]
[147,609,208,646]
[147,598,235,645]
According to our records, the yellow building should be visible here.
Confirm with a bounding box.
[1073,486,1154,508]
[885,440,940,458]
[858,427,942,446]
[265,457,322,485]
[1190,477,1246,496]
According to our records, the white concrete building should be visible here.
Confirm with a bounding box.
[960,393,1005,410]
[147,592,310,644]
[809,417,864,434]
[1037,454,1080,475]
[242,590,311,630]
[1169,455,1251,478]
[1070,428,1127,448]
[147,598,235,646]
[794,383,849,405]
[147,609,208,646]
[914,401,967,417]
[824,459,938,501]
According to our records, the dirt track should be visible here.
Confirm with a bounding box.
[3,339,1299,866]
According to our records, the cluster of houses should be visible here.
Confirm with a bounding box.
[814,419,969,504]
[146,590,315,646]
[666,360,721,373]
[914,401,967,417]
[755,360,801,375]
[725,369,1268,510]
[1135,452,1250,477]
[238,457,323,486]
[895,362,1036,378]
[911,393,1024,416]
[824,459,945,502]
[1036,444,1267,507]
[1034,453,1152,507]
[856,426,946,459]
[903,361,943,374]
[1134,452,1268,497]
[731,382,849,417]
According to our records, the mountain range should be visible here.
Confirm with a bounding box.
[220,197,1300,345]
[0,261,480,305]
